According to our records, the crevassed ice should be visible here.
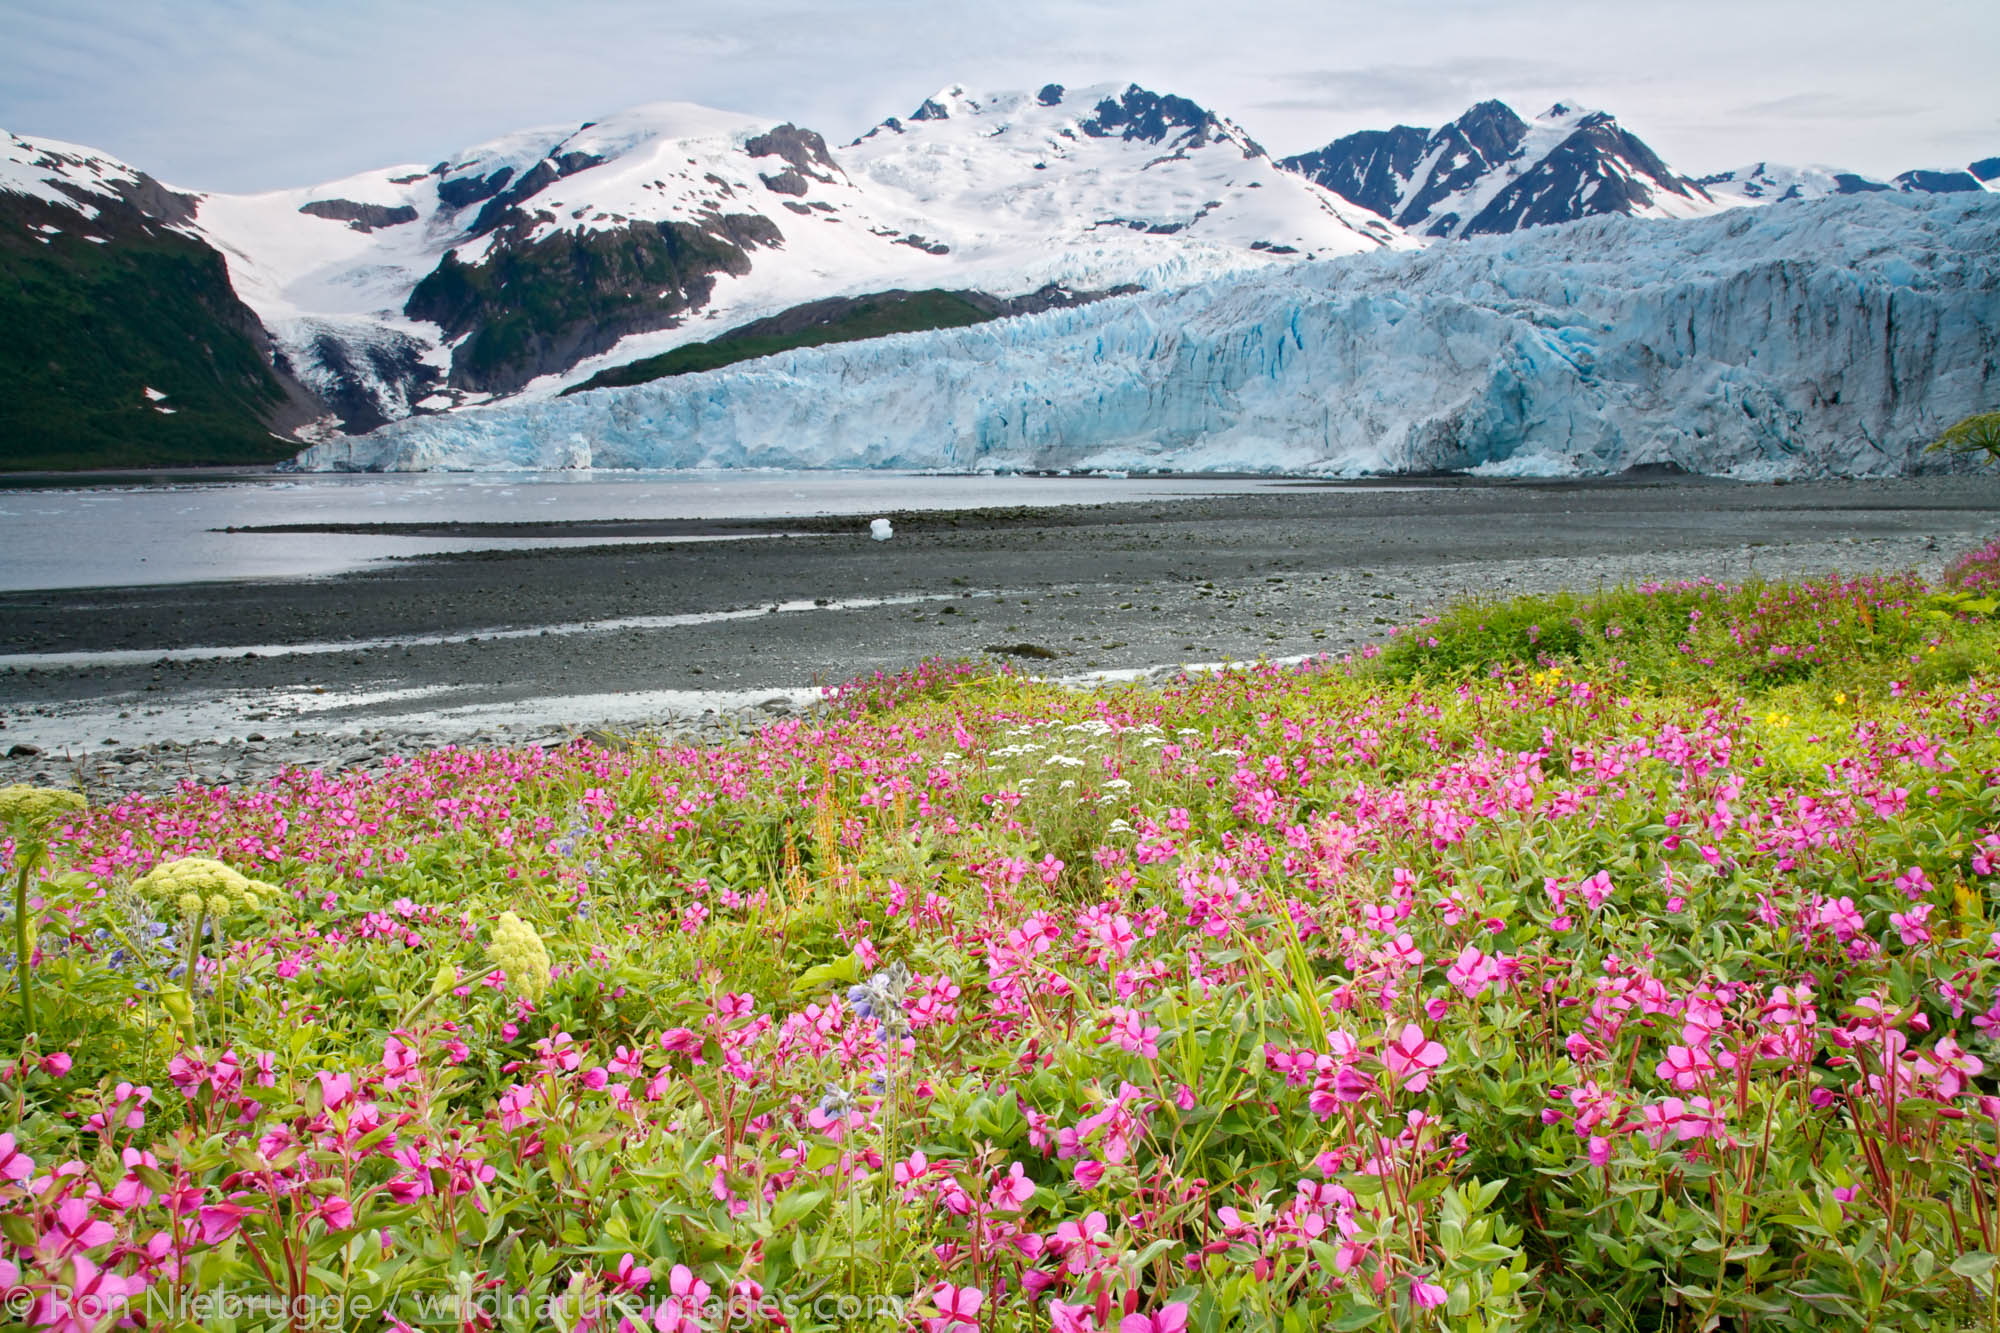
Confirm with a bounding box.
[293,194,2000,480]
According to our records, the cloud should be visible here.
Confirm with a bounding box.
[2,0,1993,189]
[1252,58,1586,117]
[1915,120,2000,154]
[1732,91,1920,121]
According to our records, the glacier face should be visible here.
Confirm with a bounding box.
[292,193,2000,479]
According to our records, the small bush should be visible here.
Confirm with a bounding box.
[1379,570,1983,694]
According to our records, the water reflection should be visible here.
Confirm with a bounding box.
[0,470,1294,591]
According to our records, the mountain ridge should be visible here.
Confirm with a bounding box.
[0,132,318,469]
[1282,98,1997,236]
[4,84,1995,470]
[1280,99,1725,238]
[180,80,1401,439]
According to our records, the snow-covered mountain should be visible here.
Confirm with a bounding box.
[293,193,2000,480]
[5,82,1402,448]
[1892,166,1999,195]
[1281,100,1726,238]
[1699,157,2000,206]
[1280,97,1996,238]
[186,83,1402,430]
[1,130,195,224]
[194,101,911,427]
[1696,162,1891,206]
[838,83,1400,271]
[7,84,1995,471]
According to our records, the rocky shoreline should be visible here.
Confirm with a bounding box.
[3,477,1996,800]
[1,708,795,804]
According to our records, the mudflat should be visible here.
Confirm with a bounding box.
[2,475,1996,790]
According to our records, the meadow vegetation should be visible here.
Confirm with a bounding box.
[6,543,2000,1330]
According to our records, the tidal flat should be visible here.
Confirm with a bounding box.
[2,475,1996,794]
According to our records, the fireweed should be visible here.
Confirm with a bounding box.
[2,566,2000,1330]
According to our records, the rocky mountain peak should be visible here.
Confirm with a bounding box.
[908,85,974,122]
[1895,168,1985,194]
[1451,100,1530,156]
[1282,96,1719,239]
[743,123,844,189]
[1077,85,1230,149]
[2,131,201,229]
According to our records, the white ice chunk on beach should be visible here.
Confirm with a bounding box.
[870,518,894,541]
[291,193,2000,480]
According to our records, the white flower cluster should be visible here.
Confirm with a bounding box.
[980,718,1168,808]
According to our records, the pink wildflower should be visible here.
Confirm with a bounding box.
[1120,1304,1189,1333]
[1410,1278,1448,1309]
[0,1133,32,1183]
[925,1281,984,1333]
[1383,1024,1447,1093]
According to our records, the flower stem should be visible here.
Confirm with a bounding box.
[12,847,39,1038]
[403,963,501,1028]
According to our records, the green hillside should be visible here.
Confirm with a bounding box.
[1,195,300,471]
[560,288,997,396]
[405,216,782,394]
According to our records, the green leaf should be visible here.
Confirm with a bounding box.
[792,953,863,995]
[772,1187,828,1228]
[1408,1174,1451,1201]
[1461,1242,1516,1263]
[158,985,194,1029]
[1950,1252,2000,1279]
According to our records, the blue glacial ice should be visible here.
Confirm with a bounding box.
[292,193,2000,478]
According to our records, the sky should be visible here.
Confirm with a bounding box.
[3,0,1994,192]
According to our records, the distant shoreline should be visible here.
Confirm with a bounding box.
[0,464,285,485]
[0,461,1771,490]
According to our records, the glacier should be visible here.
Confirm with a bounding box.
[291,193,2000,478]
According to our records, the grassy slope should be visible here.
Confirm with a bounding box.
[0,196,298,471]
[560,289,997,395]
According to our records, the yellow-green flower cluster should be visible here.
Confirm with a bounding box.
[486,912,552,1003]
[131,856,279,923]
[0,785,85,833]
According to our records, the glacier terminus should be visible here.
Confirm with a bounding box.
[293,193,2000,480]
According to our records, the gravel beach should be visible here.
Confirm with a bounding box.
[3,475,1996,798]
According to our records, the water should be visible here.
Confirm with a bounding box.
[0,470,1294,591]
[0,590,996,670]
